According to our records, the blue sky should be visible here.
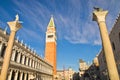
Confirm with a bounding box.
[0,0,120,71]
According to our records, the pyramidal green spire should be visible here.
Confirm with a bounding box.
[48,15,55,27]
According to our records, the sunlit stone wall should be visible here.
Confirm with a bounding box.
[0,28,53,80]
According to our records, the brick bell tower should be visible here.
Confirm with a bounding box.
[45,16,57,75]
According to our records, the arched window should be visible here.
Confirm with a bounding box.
[17,72,20,80]
[26,73,28,80]
[28,58,30,66]
[24,56,26,65]
[20,55,22,64]
[22,73,24,80]
[31,60,33,67]
[1,43,6,57]
[11,70,15,80]
[14,51,18,62]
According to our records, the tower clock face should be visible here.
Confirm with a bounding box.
[48,35,53,38]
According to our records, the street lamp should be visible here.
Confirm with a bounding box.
[0,14,22,80]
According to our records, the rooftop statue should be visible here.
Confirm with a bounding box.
[15,14,19,21]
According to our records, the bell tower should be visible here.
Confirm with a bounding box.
[45,16,57,75]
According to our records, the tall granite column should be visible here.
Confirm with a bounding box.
[0,15,22,80]
[93,8,119,80]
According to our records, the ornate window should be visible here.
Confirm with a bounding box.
[1,44,6,57]
[14,51,18,62]
[20,55,22,64]
[11,70,15,80]
[17,72,20,80]
[22,73,25,80]
[28,58,30,66]
[24,56,26,65]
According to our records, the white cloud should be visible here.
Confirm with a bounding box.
[56,12,102,45]
[13,0,52,31]
[11,0,120,46]
[57,0,120,45]
[12,0,52,43]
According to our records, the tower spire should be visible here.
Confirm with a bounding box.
[47,15,55,27]
[45,15,57,77]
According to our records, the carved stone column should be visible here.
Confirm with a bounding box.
[29,59,32,67]
[32,60,35,68]
[14,70,18,80]
[0,15,22,80]
[20,72,23,80]
[24,73,27,80]
[7,69,13,80]
[35,61,37,69]
[17,52,21,63]
[93,8,120,80]
[26,57,28,66]
[11,50,16,61]
[21,55,25,64]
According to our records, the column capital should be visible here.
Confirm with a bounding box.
[7,14,22,32]
[7,21,21,32]
[93,8,108,22]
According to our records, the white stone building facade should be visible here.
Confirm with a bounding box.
[57,67,75,80]
[0,28,53,80]
[79,59,89,77]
